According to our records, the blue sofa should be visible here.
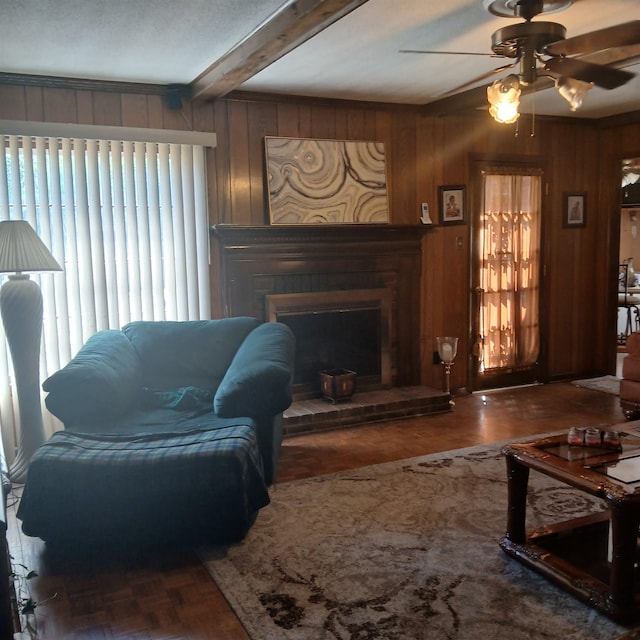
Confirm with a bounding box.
[17,317,295,548]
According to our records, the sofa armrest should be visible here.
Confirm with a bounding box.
[214,322,295,418]
[626,332,640,356]
[623,353,640,382]
[43,330,142,427]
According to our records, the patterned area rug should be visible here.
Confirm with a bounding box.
[572,375,620,395]
[198,439,633,639]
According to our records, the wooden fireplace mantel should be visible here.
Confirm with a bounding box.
[211,224,427,388]
[211,224,428,252]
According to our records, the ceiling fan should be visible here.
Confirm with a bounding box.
[402,0,640,120]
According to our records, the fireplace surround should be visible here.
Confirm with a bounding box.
[266,288,392,398]
[212,224,426,400]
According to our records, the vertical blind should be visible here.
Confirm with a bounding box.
[0,135,211,464]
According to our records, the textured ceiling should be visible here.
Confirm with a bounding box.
[0,0,287,84]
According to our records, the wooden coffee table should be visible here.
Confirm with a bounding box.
[500,424,640,621]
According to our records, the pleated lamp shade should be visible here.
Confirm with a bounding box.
[0,220,61,273]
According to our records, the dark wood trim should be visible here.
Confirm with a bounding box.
[0,72,187,97]
[211,223,428,247]
[0,72,191,110]
[220,90,420,112]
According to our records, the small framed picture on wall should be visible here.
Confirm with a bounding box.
[564,192,586,228]
[439,185,466,225]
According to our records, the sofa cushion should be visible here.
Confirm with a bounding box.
[43,330,142,427]
[123,317,261,391]
[215,322,295,418]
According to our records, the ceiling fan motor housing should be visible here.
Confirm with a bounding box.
[491,22,567,58]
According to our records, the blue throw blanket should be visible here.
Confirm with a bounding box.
[17,413,270,548]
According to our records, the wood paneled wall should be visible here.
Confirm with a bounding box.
[211,96,615,390]
[0,82,632,392]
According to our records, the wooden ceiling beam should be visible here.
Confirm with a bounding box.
[191,0,371,100]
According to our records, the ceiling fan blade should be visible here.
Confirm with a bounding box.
[544,57,635,89]
[422,84,490,116]
[399,50,494,56]
[434,61,518,97]
[580,43,640,70]
[545,21,640,56]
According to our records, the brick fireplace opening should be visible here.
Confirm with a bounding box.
[266,288,392,399]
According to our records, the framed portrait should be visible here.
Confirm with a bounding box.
[439,185,465,225]
[564,192,586,228]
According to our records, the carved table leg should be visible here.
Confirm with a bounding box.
[609,501,640,610]
[504,455,530,544]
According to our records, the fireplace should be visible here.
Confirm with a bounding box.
[266,289,392,399]
[212,224,426,400]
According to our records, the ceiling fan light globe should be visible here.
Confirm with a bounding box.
[555,76,593,111]
[487,78,521,123]
[489,103,521,123]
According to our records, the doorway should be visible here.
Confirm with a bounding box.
[471,165,545,391]
[618,157,640,350]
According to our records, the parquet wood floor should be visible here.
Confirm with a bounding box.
[6,381,624,639]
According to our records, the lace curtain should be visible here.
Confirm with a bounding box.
[479,171,542,372]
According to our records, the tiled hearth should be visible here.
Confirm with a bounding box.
[283,385,451,435]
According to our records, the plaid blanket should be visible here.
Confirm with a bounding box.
[17,418,270,548]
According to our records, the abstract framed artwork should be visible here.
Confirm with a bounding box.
[564,191,586,228]
[264,136,389,225]
[439,185,465,225]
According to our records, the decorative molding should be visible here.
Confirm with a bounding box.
[0,72,191,111]
[0,71,185,96]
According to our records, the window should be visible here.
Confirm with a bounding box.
[0,133,211,462]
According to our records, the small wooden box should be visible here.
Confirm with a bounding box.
[320,368,357,403]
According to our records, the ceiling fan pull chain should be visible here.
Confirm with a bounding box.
[531,92,536,137]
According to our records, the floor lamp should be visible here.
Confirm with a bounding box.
[436,336,458,406]
[0,221,61,483]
